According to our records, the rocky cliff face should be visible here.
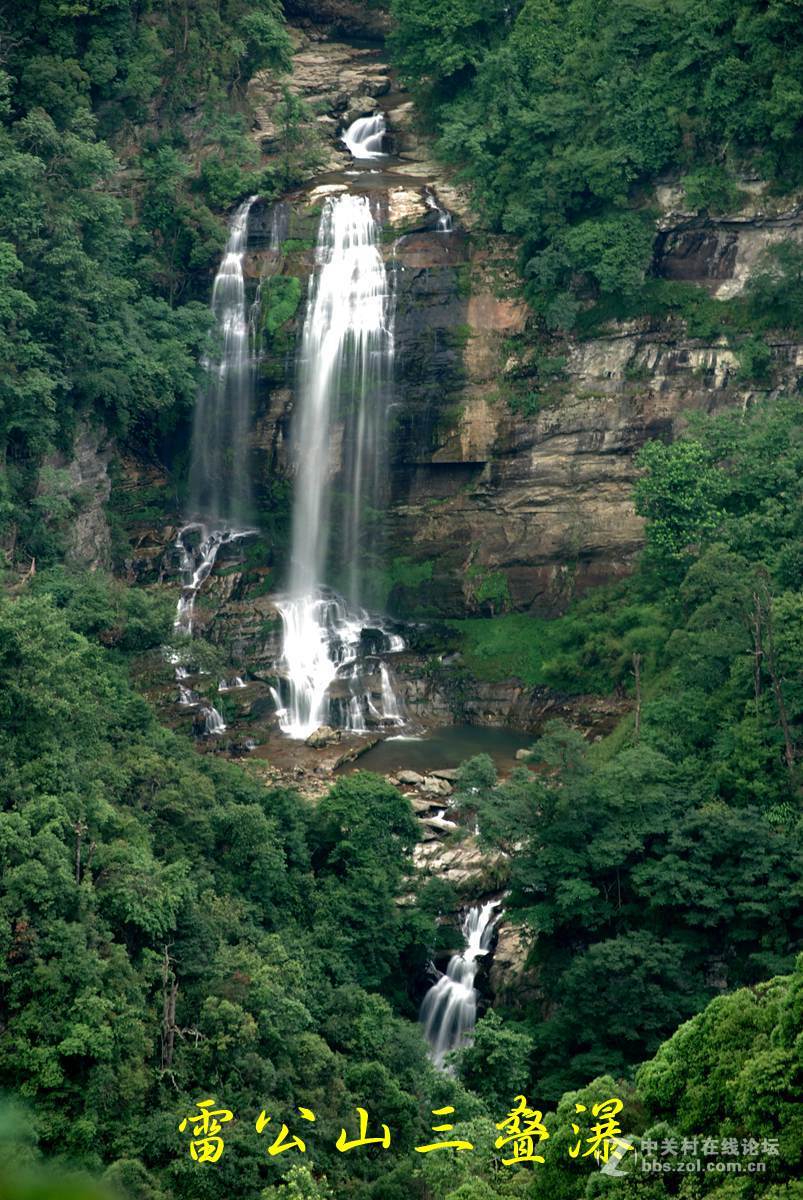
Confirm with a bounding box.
[47,422,113,572]
[238,28,803,622]
[116,22,802,647]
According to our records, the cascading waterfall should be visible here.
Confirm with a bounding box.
[200,705,226,735]
[289,193,393,597]
[186,195,256,526]
[172,196,259,732]
[379,662,404,725]
[275,192,404,739]
[425,188,454,233]
[420,901,500,1068]
[342,114,386,159]
[218,677,246,692]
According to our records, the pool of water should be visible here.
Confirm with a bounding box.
[342,724,534,776]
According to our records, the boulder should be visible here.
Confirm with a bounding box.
[422,776,452,796]
[397,769,425,785]
[305,725,341,748]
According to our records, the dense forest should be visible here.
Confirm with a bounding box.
[390,0,803,331]
[0,1,801,1198]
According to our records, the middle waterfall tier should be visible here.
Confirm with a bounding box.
[276,191,405,739]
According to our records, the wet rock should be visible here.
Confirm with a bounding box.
[305,725,341,747]
[422,776,452,796]
[249,37,391,166]
[430,768,459,781]
[387,186,430,229]
[488,920,539,1006]
[413,834,507,890]
[282,0,390,39]
[343,94,378,124]
[398,769,425,785]
[43,422,112,571]
[515,748,532,761]
[409,795,439,814]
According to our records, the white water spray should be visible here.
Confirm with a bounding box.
[342,114,387,159]
[201,705,226,735]
[187,196,257,526]
[219,677,246,692]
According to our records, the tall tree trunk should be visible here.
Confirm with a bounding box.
[161,947,179,1070]
[632,652,643,743]
[751,591,764,710]
[763,591,796,774]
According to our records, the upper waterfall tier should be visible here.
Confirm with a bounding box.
[288,191,394,603]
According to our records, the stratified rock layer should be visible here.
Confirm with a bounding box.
[121,30,803,628]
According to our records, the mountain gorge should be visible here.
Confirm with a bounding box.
[0,2,800,1198]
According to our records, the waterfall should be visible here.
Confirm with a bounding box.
[380,662,404,725]
[275,192,404,739]
[201,705,226,735]
[173,197,258,636]
[425,188,454,233]
[420,901,500,1068]
[269,200,290,251]
[174,526,247,636]
[342,114,386,159]
[171,197,258,725]
[187,196,256,526]
[218,677,246,692]
[288,193,393,598]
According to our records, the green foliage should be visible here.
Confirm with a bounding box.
[0,0,294,562]
[0,591,446,1195]
[455,1011,534,1110]
[389,0,510,86]
[262,89,328,194]
[273,1164,334,1199]
[681,165,745,214]
[746,242,803,331]
[450,613,565,687]
[559,212,656,298]
[465,563,511,614]
[260,276,302,337]
[636,960,803,1180]
[28,567,173,653]
[391,0,803,322]
[366,554,435,613]
[453,596,669,695]
[736,334,774,384]
[464,399,802,1099]
[634,438,726,577]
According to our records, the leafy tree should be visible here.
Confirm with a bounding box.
[634,438,726,579]
[391,0,803,321]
